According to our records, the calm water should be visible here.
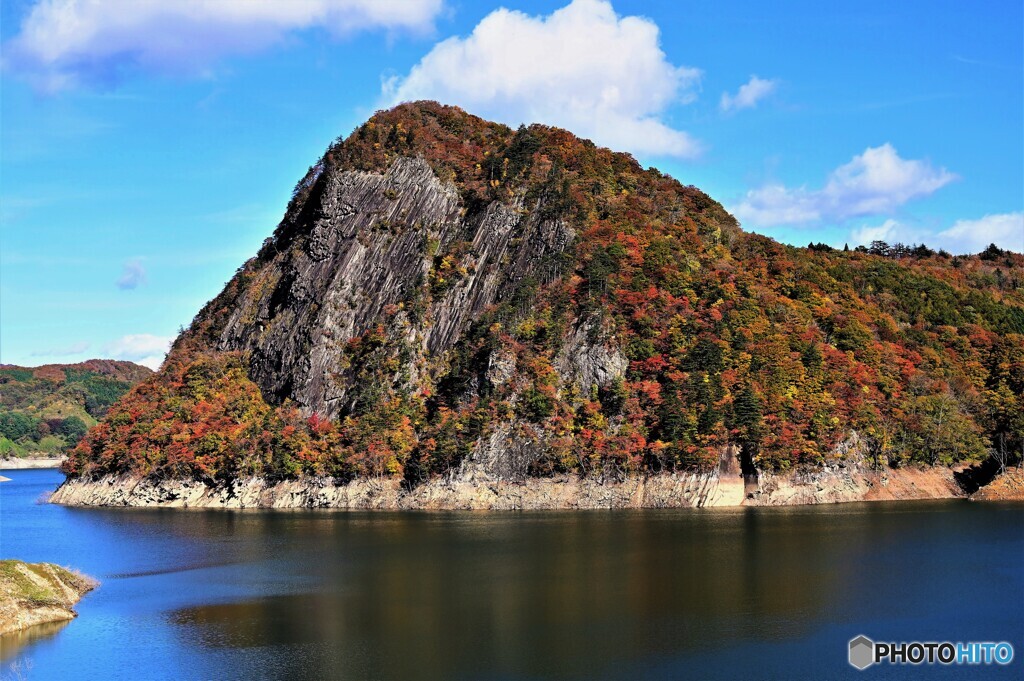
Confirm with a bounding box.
[0,469,1021,680]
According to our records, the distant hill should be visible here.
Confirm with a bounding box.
[0,360,152,459]
[64,102,1023,490]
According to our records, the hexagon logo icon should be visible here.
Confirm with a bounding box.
[849,635,875,670]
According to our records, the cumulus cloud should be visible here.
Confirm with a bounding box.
[116,259,147,290]
[732,144,956,227]
[936,213,1024,254]
[103,334,174,370]
[852,212,1024,255]
[3,0,444,91]
[720,75,777,112]
[30,341,90,357]
[384,0,703,158]
[850,219,905,246]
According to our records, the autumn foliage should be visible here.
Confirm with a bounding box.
[65,102,1024,483]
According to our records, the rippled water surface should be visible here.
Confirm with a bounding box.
[1,468,1021,680]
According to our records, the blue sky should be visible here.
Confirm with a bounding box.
[1,0,1021,369]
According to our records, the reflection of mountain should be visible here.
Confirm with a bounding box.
[165,508,896,680]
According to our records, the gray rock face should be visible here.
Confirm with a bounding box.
[463,422,547,481]
[49,471,747,510]
[554,316,628,393]
[51,462,967,510]
[214,156,579,418]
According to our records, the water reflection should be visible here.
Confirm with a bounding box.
[2,470,1022,681]
[0,619,70,663]
[165,508,906,680]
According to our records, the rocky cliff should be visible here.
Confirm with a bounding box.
[58,102,1024,507]
[216,155,578,422]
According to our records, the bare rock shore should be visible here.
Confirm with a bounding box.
[972,467,1024,501]
[48,462,976,511]
[0,561,96,636]
[0,457,66,470]
[49,471,741,510]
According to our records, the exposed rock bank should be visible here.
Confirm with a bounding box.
[972,467,1024,501]
[0,457,66,470]
[0,560,96,636]
[49,462,974,510]
[50,471,741,510]
[750,463,966,505]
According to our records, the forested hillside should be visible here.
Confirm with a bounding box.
[64,102,1024,484]
[0,360,151,458]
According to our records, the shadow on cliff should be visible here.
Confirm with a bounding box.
[954,457,1003,494]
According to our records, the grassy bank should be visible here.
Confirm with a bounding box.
[0,560,96,635]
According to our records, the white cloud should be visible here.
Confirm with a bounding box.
[720,75,777,112]
[384,0,703,158]
[103,334,174,370]
[936,212,1024,254]
[850,212,1023,255]
[4,0,444,91]
[30,341,91,358]
[850,219,904,246]
[733,144,956,227]
[116,259,147,290]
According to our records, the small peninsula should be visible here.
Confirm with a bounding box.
[0,560,96,636]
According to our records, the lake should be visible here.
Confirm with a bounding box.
[1,468,1021,680]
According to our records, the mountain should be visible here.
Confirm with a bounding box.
[59,102,1023,505]
[0,360,152,459]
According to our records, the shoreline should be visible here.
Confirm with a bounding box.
[1,456,66,471]
[0,560,96,637]
[45,463,1005,510]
